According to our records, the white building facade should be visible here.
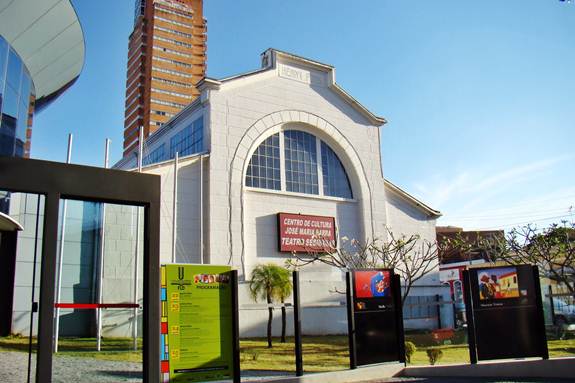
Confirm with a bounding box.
[115,49,449,335]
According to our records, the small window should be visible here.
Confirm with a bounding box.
[245,133,280,190]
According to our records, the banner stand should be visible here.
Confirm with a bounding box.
[231,270,241,383]
[463,265,548,363]
[346,272,357,370]
[347,269,402,367]
[292,271,303,376]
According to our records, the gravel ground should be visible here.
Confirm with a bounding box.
[1,352,572,383]
[0,351,141,383]
[361,378,575,383]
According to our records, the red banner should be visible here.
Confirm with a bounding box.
[277,213,336,252]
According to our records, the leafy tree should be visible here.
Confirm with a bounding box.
[287,228,440,303]
[502,223,574,293]
[249,264,293,347]
[449,222,575,293]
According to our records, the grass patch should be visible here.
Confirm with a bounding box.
[0,335,142,363]
[1,335,573,370]
[240,336,349,372]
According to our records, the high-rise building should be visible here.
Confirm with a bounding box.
[123,0,207,155]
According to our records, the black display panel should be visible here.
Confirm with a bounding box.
[466,265,548,361]
[349,269,403,366]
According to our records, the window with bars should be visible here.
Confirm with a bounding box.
[284,130,319,195]
[170,117,203,157]
[244,130,353,199]
[321,142,353,198]
[245,133,281,190]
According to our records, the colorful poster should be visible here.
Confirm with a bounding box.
[277,213,336,252]
[477,266,521,300]
[161,264,233,383]
[354,270,391,298]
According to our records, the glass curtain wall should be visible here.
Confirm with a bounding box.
[0,35,35,159]
[0,36,36,215]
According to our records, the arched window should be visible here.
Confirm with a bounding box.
[245,130,353,199]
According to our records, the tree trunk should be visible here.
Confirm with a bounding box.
[267,293,273,348]
[281,298,286,343]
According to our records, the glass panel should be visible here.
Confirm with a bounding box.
[2,84,18,117]
[542,278,575,358]
[284,130,318,195]
[52,200,144,382]
[321,142,353,199]
[6,48,22,92]
[245,133,280,191]
[0,191,45,382]
[0,84,19,157]
[0,36,8,94]
[143,143,165,165]
[169,116,203,159]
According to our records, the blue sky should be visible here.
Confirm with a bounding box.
[31,0,575,230]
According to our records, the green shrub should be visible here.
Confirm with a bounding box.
[404,341,417,363]
[426,348,443,365]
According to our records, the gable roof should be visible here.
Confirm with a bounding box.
[384,180,442,218]
[198,48,387,127]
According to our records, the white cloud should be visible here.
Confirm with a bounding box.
[412,154,575,230]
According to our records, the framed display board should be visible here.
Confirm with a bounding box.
[347,269,405,367]
[277,212,336,252]
[160,264,239,383]
[463,264,548,362]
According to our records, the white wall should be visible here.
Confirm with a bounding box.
[243,190,361,277]
[206,67,388,276]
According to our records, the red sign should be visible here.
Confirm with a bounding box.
[277,213,336,252]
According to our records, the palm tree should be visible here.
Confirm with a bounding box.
[249,264,292,348]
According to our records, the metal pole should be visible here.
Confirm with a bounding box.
[199,154,204,264]
[171,152,178,263]
[54,134,73,353]
[293,271,303,376]
[436,294,442,329]
[548,285,556,326]
[393,273,406,364]
[532,266,549,360]
[96,139,110,351]
[26,195,41,383]
[231,270,241,383]
[346,271,357,369]
[462,270,477,364]
[133,128,143,350]
[37,193,61,382]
